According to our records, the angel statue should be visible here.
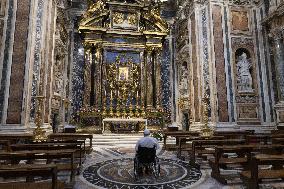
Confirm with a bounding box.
[237,52,253,92]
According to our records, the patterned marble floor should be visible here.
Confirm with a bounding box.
[73,135,284,189]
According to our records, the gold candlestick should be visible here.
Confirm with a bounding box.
[33,95,47,142]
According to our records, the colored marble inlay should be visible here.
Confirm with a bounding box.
[161,39,171,120]
[224,7,235,122]
[83,158,202,188]
[0,20,4,52]
[105,51,140,64]
[191,13,200,122]
[71,32,84,115]
[0,0,14,123]
[201,8,211,117]
[6,0,31,124]
[254,10,266,122]
[30,0,44,121]
[45,3,56,123]
[260,8,274,122]
[213,5,229,122]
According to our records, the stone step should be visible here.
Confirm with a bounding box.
[90,134,169,147]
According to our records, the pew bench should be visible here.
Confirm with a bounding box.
[49,133,93,153]
[240,154,284,189]
[210,144,284,184]
[177,136,225,158]
[162,131,200,150]
[190,139,246,166]
[10,142,84,166]
[0,149,77,183]
[213,130,255,140]
[0,164,63,189]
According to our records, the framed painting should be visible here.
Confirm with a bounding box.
[118,67,129,81]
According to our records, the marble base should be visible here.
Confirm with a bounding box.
[275,102,284,130]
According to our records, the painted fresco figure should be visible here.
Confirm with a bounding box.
[237,52,253,92]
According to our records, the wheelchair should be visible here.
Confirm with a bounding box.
[133,146,160,180]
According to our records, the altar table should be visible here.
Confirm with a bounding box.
[102,118,147,133]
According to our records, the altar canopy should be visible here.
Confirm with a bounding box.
[78,0,168,132]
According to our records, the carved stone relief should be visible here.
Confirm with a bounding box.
[179,64,189,97]
[231,10,249,32]
[53,54,64,95]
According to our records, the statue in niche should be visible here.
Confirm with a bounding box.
[53,55,64,94]
[179,65,189,97]
[237,52,253,92]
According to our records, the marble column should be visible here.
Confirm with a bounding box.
[154,47,162,109]
[146,47,154,109]
[94,44,103,109]
[83,48,92,107]
[273,31,284,101]
[272,29,284,129]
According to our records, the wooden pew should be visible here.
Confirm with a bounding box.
[240,154,284,189]
[0,164,63,189]
[190,139,246,166]
[272,138,284,144]
[49,133,93,152]
[10,142,84,166]
[213,130,255,140]
[210,144,284,184]
[271,130,284,135]
[0,149,77,183]
[0,140,11,152]
[0,134,33,144]
[177,136,225,158]
[162,131,200,150]
[245,135,271,144]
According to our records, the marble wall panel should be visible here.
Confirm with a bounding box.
[0,20,4,51]
[6,0,30,124]
[0,0,14,123]
[0,0,6,51]
[30,0,44,121]
[231,10,249,32]
[44,2,55,123]
[71,32,84,115]
[213,5,229,122]
[161,39,171,121]
[191,13,200,122]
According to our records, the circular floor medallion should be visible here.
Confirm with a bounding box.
[83,158,202,189]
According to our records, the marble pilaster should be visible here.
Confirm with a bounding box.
[154,48,162,109]
[146,47,154,109]
[83,49,92,106]
[273,34,284,101]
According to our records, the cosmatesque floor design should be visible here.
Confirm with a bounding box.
[73,136,284,189]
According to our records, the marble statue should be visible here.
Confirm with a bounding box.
[179,66,189,96]
[237,52,253,92]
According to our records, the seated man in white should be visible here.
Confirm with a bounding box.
[135,129,160,152]
[135,129,160,175]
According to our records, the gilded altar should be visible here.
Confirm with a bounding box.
[78,0,168,132]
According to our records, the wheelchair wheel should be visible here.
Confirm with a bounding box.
[133,158,139,180]
[152,158,160,178]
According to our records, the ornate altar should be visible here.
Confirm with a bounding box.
[78,0,168,132]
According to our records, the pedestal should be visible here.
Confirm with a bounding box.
[275,102,284,130]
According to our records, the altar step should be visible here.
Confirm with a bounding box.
[91,134,172,148]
